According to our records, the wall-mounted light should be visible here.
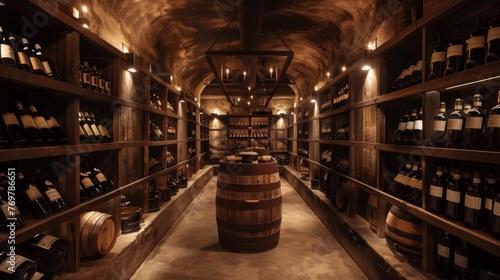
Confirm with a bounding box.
[179,93,185,103]
[327,72,331,79]
[243,71,247,80]
[342,66,346,72]
[77,17,90,29]
[126,53,137,73]
[361,49,372,71]
[291,112,295,115]
[310,98,316,103]
[314,85,318,91]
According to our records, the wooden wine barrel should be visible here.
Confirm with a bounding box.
[385,205,422,262]
[80,211,118,257]
[216,159,282,253]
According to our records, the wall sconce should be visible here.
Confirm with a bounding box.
[126,53,137,73]
[179,93,185,103]
[310,98,316,103]
[78,17,90,29]
[361,49,372,71]
[342,66,346,72]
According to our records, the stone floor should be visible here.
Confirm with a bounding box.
[131,177,367,280]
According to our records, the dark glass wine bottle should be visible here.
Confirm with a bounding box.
[14,100,43,147]
[437,231,456,280]
[409,108,423,146]
[28,41,45,76]
[387,162,411,196]
[402,109,417,145]
[84,112,103,143]
[90,65,99,91]
[35,44,54,79]
[428,35,447,80]
[13,37,32,72]
[400,164,420,202]
[464,16,486,69]
[17,233,68,276]
[409,60,422,85]
[16,172,53,219]
[463,172,484,228]
[483,174,498,232]
[492,188,500,238]
[485,5,500,63]
[0,252,36,280]
[44,115,69,145]
[91,112,111,142]
[0,26,17,68]
[463,94,486,150]
[0,172,25,228]
[445,98,466,148]
[81,61,91,89]
[79,111,96,143]
[429,166,446,213]
[80,170,101,198]
[89,161,113,192]
[29,104,56,146]
[445,170,465,220]
[0,122,9,149]
[454,240,472,280]
[33,167,66,212]
[443,27,465,76]
[0,103,28,148]
[431,102,448,147]
[485,90,500,151]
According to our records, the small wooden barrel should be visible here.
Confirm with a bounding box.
[216,159,282,253]
[80,211,118,257]
[385,205,422,262]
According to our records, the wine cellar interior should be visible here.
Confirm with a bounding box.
[0,0,500,279]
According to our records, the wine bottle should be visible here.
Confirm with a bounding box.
[16,172,53,219]
[445,170,465,221]
[12,37,32,73]
[0,172,25,228]
[429,167,446,214]
[80,170,101,198]
[90,65,99,91]
[409,108,423,146]
[483,174,498,232]
[400,164,421,202]
[97,69,105,93]
[84,112,103,143]
[391,163,414,198]
[14,100,43,147]
[1,103,28,148]
[443,27,465,76]
[402,109,418,145]
[80,61,91,89]
[89,161,113,192]
[79,111,96,143]
[485,90,500,150]
[29,104,56,146]
[445,98,466,148]
[44,115,69,145]
[463,94,486,150]
[463,172,484,228]
[0,26,16,68]
[0,252,36,280]
[492,187,500,238]
[34,44,54,79]
[409,60,422,85]
[33,167,65,211]
[28,41,45,76]
[392,111,408,144]
[17,233,68,277]
[0,122,9,149]
[428,35,447,80]
[431,102,448,147]
[485,5,500,63]
[454,240,472,280]
[91,112,111,142]
[464,16,486,69]
[437,231,456,280]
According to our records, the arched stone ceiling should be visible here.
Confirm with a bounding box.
[82,0,388,101]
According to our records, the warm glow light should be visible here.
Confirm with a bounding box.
[127,67,137,73]
[291,112,295,115]
[82,23,89,29]
[250,95,253,99]
[314,85,318,91]
[311,99,316,103]
[170,75,173,82]
[82,5,88,13]
[270,67,273,78]
[300,97,303,101]
[194,97,197,101]
[237,97,240,102]
[342,66,346,72]
[362,65,372,71]
[368,38,377,50]
[327,72,330,78]
[247,101,250,105]
[226,68,229,79]
[243,71,247,80]
[248,86,251,91]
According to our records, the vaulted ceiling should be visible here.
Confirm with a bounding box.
[82,0,387,101]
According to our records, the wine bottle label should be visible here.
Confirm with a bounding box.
[79,125,86,136]
[433,120,447,131]
[2,113,20,126]
[33,116,49,129]
[45,188,62,202]
[98,125,110,137]
[91,76,98,87]
[485,198,493,211]
[0,255,29,274]
[26,184,43,201]
[487,26,500,42]
[494,201,500,216]
[98,78,105,89]
[82,72,90,84]
[81,177,94,189]
[394,121,405,131]
[105,81,111,93]
[36,234,59,250]
[95,173,107,183]
[447,118,463,130]
[437,244,450,258]
[0,44,15,60]
[430,51,446,63]
[20,115,36,129]
[42,61,53,75]
[415,180,423,190]
[90,124,102,136]
[31,272,46,280]
[83,124,94,136]
[454,253,468,269]
[1,203,20,217]
[400,176,411,186]
[487,115,500,128]
[29,56,44,71]
[465,116,483,129]
[405,121,415,130]
[429,185,443,197]
[446,45,463,58]
[466,36,485,50]
[464,194,482,210]
[414,120,423,130]
[18,52,30,66]
[46,117,61,128]
[446,189,461,203]
[407,177,419,188]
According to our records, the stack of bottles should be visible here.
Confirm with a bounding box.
[321,149,332,167]
[320,121,332,139]
[391,108,423,146]
[386,162,423,206]
[252,108,272,116]
[149,93,163,110]
[80,60,111,94]
[79,111,112,144]
[320,92,332,113]
[148,157,163,175]
[387,60,422,93]
[166,150,176,167]
[149,120,165,141]
[333,122,350,140]
[430,92,500,151]
[332,84,349,110]
[334,159,350,175]
[166,123,176,140]
[0,100,69,149]
[79,160,114,202]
